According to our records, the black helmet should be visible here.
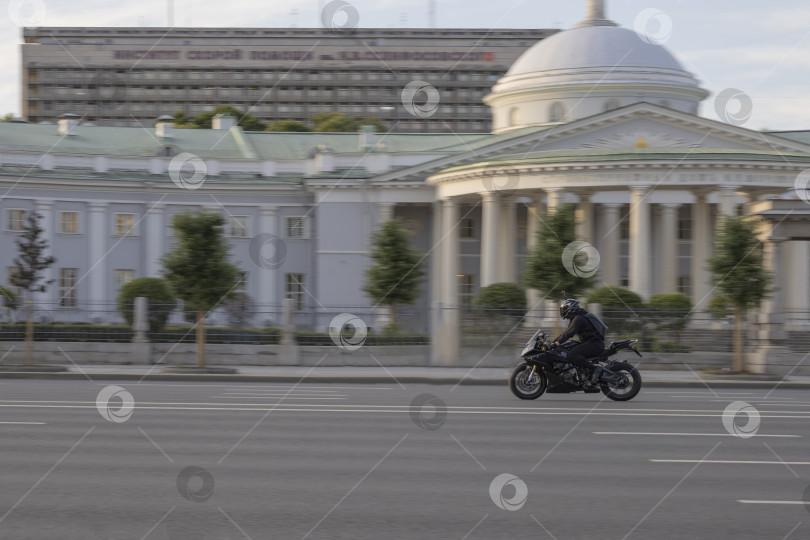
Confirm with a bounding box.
[560,299,580,319]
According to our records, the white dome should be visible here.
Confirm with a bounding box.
[484,18,709,133]
[507,25,684,75]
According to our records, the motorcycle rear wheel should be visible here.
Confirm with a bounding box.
[509,363,547,400]
[600,362,642,401]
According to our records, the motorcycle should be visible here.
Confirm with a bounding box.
[509,329,643,401]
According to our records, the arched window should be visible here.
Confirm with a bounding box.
[509,107,519,127]
[549,102,566,123]
[603,99,621,112]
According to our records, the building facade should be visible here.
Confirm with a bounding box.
[3,1,809,369]
[21,27,555,132]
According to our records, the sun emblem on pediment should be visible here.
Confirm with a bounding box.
[581,129,701,149]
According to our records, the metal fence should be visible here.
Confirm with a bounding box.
[1,301,808,353]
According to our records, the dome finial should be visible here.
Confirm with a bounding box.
[577,0,618,27]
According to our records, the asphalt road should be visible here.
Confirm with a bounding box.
[0,378,808,540]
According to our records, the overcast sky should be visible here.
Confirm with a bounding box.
[4,0,810,131]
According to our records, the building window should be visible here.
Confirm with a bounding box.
[678,206,692,240]
[286,273,305,310]
[59,268,77,307]
[509,107,519,127]
[114,269,134,292]
[459,274,475,308]
[114,213,136,236]
[227,215,249,237]
[285,216,308,239]
[59,211,79,234]
[549,102,566,123]
[677,276,691,297]
[460,217,477,239]
[6,209,26,231]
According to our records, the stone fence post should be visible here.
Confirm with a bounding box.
[132,297,153,364]
[280,298,300,365]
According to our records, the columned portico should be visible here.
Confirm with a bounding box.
[629,186,652,300]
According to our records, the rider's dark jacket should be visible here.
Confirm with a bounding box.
[554,312,604,345]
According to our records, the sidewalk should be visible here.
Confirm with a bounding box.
[0,364,809,388]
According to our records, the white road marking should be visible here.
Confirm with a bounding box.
[594,432,800,438]
[738,500,807,505]
[653,460,810,465]
[0,421,46,425]
[213,396,347,400]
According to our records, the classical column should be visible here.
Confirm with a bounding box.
[378,202,395,225]
[525,193,544,327]
[431,201,442,306]
[480,192,499,287]
[145,202,164,277]
[34,200,54,306]
[629,186,652,300]
[497,195,516,283]
[660,203,680,294]
[88,202,108,311]
[717,186,739,218]
[256,205,279,311]
[600,203,621,287]
[432,198,460,366]
[575,192,594,244]
[546,188,564,212]
[785,240,810,316]
[691,192,712,311]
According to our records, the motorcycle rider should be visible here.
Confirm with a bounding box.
[552,299,606,384]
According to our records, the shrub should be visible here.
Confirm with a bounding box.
[0,285,18,310]
[586,286,644,310]
[117,278,176,333]
[474,282,526,317]
[649,293,692,332]
[224,292,255,328]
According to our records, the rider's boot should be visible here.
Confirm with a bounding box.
[589,366,604,384]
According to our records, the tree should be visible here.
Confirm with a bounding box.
[0,285,18,311]
[363,219,425,324]
[708,216,773,372]
[162,212,241,368]
[525,205,596,332]
[117,277,176,334]
[265,120,312,132]
[174,105,267,131]
[310,112,386,132]
[475,283,526,317]
[648,292,692,339]
[9,212,56,363]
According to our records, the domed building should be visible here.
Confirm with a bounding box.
[0,0,807,371]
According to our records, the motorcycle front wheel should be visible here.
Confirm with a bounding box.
[600,362,642,401]
[509,363,547,400]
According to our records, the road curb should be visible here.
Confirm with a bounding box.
[0,371,808,389]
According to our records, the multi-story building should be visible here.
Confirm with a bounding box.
[21,27,556,132]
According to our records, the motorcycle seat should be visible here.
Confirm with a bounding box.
[609,339,634,349]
